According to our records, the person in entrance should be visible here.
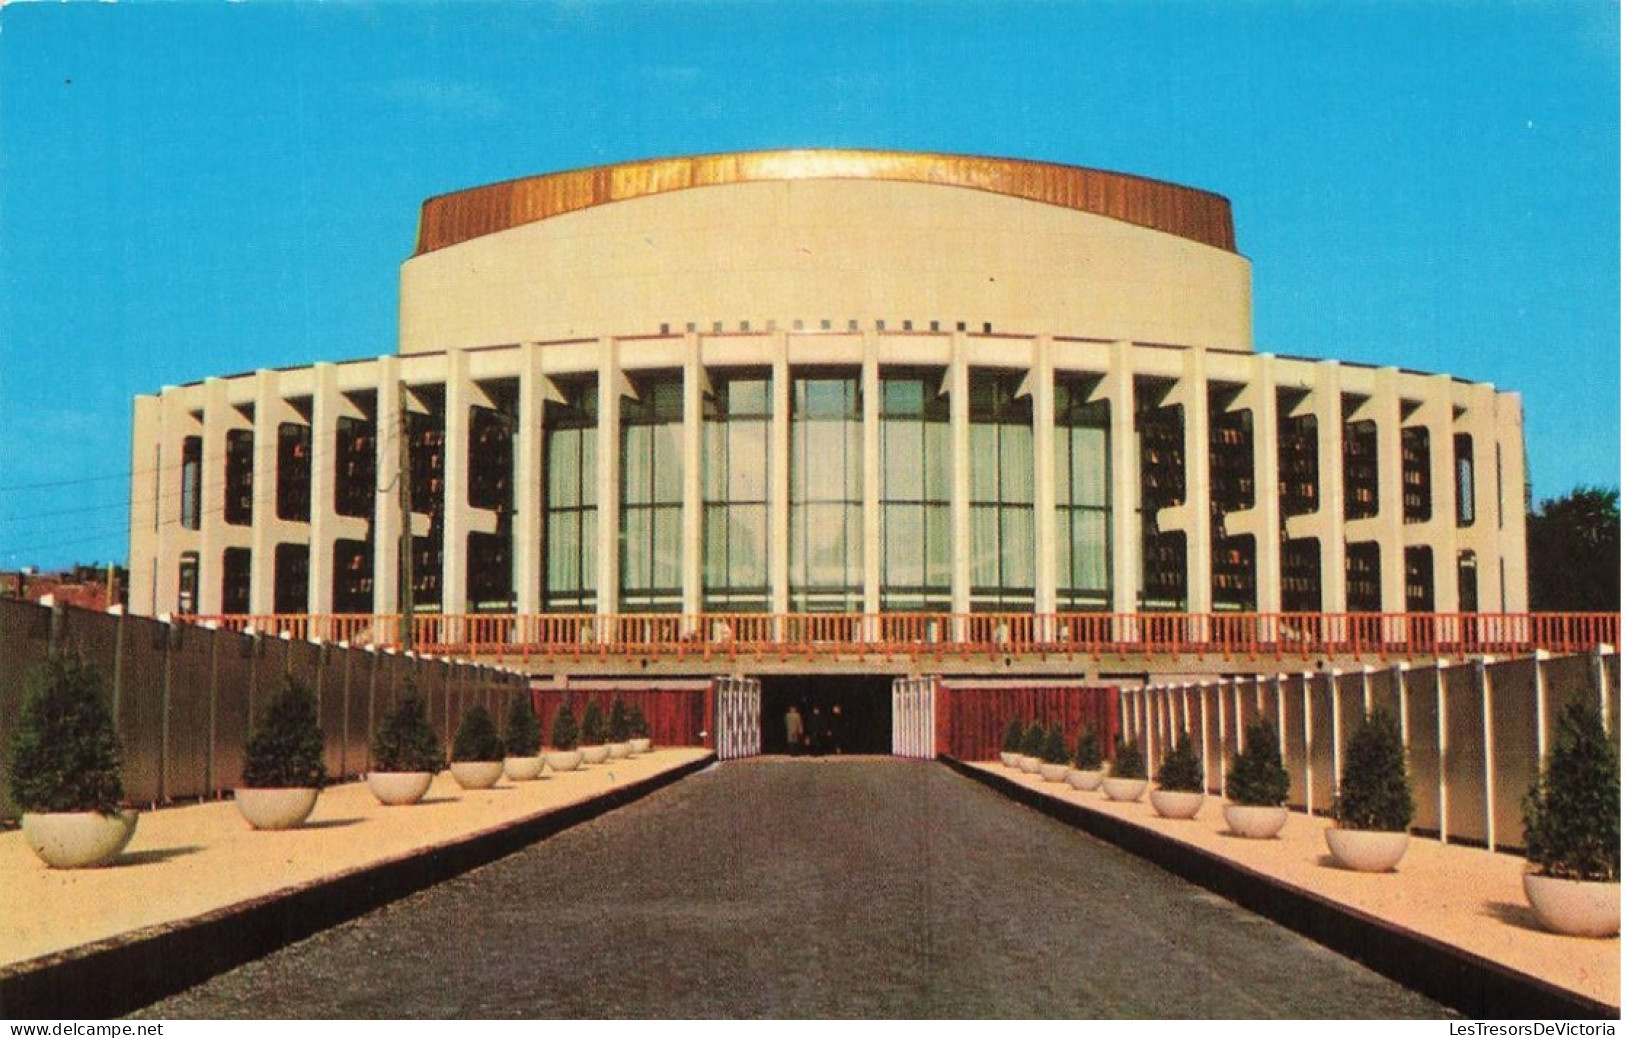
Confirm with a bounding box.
[784,703,805,754]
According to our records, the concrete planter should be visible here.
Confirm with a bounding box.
[1150,789,1205,819]
[1524,873,1621,938]
[1038,762,1070,783]
[450,761,504,790]
[235,787,319,830]
[21,811,139,869]
[1101,777,1148,802]
[581,745,611,765]
[1223,804,1289,839]
[1066,768,1103,791]
[629,738,653,755]
[547,749,585,772]
[999,751,1020,768]
[1017,755,1042,774]
[1324,828,1410,873]
[608,741,633,759]
[367,771,434,806]
[503,755,545,781]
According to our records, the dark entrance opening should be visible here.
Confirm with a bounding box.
[759,675,894,755]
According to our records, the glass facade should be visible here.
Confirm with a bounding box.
[880,369,951,611]
[1054,377,1110,610]
[542,376,597,612]
[790,371,863,612]
[703,370,771,611]
[620,371,684,612]
[968,370,1034,611]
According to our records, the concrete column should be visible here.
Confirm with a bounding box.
[248,369,280,616]
[949,338,971,619]
[596,338,621,618]
[1182,348,1213,616]
[1249,356,1282,614]
[1106,341,1138,615]
[308,363,340,615]
[1494,393,1528,611]
[372,356,402,623]
[443,351,472,617]
[862,341,881,617]
[770,345,791,614]
[1372,368,1406,614]
[514,344,545,616]
[682,337,704,618]
[129,395,162,615]
[1422,375,1460,614]
[1032,336,1058,616]
[1314,361,1347,611]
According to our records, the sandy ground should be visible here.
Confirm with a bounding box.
[972,761,1620,1011]
[1,748,710,968]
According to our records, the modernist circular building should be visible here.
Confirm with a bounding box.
[128,150,1528,669]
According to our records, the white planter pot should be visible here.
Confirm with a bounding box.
[582,745,611,765]
[629,738,652,755]
[547,749,585,772]
[1150,789,1205,819]
[21,810,139,869]
[1038,762,1070,783]
[1224,804,1289,839]
[1101,777,1148,802]
[1524,873,1621,938]
[1017,755,1042,774]
[367,771,434,806]
[1325,828,1410,873]
[450,760,504,789]
[1066,768,1103,791]
[503,755,545,781]
[999,751,1020,768]
[235,787,319,830]
[608,741,633,759]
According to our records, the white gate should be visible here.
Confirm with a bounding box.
[891,676,937,759]
[714,675,762,760]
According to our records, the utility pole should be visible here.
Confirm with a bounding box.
[398,380,416,651]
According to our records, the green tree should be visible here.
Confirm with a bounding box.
[1528,486,1620,612]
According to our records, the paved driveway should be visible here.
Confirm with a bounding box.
[139,759,1447,1018]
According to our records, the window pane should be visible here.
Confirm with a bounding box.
[652,425,682,503]
[924,422,951,500]
[885,504,924,587]
[729,422,768,501]
[1074,510,1108,589]
[703,424,727,501]
[704,504,729,586]
[1001,425,1034,503]
[1002,505,1034,586]
[731,504,767,587]
[653,506,682,589]
[884,422,924,500]
[925,503,951,588]
[806,424,845,500]
[970,507,999,586]
[623,509,650,590]
[969,425,998,501]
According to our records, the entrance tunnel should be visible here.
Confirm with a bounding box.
[759,675,894,755]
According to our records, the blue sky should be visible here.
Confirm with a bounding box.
[0,1,1617,571]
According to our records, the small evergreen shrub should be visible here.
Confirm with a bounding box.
[452,705,505,763]
[1333,708,1413,832]
[628,704,650,740]
[580,700,607,745]
[1523,700,1620,882]
[1073,728,1103,770]
[607,697,631,742]
[372,694,443,773]
[8,653,125,815]
[1111,738,1147,780]
[1156,732,1204,793]
[550,702,581,751]
[1019,721,1046,758]
[242,675,327,789]
[1226,719,1290,806]
[504,696,543,757]
[1040,725,1070,765]
[1002,717,1025,754]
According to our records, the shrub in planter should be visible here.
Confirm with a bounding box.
[606,696,633,758]
[8,653,137,867]
[1102,738,1148,802]
[503,696,545,780]
[1000,717,1025,767]
[1326,707,1414,871]
[1066,727,1105,791]
[368,693,443,805]
[238,675,327,829]
[1017,721,1046,774]
[628,704,653,754]
[1521,700,1620,937]
[1224,719,1291,838]
[449,705,505,789]
[580,700,610,764]
[1037,725,1071,782]
[1151,732,1205,819]
[547,701,584,772]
